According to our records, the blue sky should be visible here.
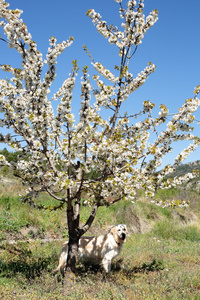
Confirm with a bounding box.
[0,0,200,165]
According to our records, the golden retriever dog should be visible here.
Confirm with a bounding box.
[55,224,128,275]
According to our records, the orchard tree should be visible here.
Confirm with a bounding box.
[0,0,200,274]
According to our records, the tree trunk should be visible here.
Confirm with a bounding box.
[65,191,81,276]
[64,192,99,279]
[62,198,80,290]
[66,234,79,274]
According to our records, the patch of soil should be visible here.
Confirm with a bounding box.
[172,210,198,224]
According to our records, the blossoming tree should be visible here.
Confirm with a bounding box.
[0,0,200,273]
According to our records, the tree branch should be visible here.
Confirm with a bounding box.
[79,202,99,235]
[0,37,8,44]
[46,188,67,202]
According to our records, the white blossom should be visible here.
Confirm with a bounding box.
[92,62,118,83]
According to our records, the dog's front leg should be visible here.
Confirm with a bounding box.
[102,258,111,273]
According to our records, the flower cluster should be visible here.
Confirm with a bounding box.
[124,63,156,95]
[87,1,158,51]
[0,154,10,166]
[92,75,117,107]
[92,62,118,83]
[174,138,200,166]
[151,198,190,208]
[160,171,199,191]
[55,77,76,128]
[159,104,169,118]
[0,3,31,52]
[122,1,158,46]
[194,84,200,95]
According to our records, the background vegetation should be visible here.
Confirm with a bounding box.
[1,150,200,299]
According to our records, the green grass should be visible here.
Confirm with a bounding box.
[134,200,173,220]
[0,196,67,241]
[155,186,180,201]
[1,183,200,299]
[152,220,200,242]
[1,234,200,299]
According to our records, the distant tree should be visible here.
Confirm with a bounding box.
[0,148,19,162]
[0,0,199,275]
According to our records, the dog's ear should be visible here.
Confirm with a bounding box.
[124,225,128,234]
[110,226,117,235]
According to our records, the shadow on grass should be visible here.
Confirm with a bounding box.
[0,257,52,280]
[0,243,54,282]
[0,243,164,284]
[75,258,165,278]
[120,259,165,276]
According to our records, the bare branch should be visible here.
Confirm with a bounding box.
[80,202,99,235]
[46,188,67,202]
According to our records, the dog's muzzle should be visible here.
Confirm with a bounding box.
[121,233,126,240]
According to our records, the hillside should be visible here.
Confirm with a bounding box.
[165,160,200,194]
[167,160,200,178]
[1,158,200,299]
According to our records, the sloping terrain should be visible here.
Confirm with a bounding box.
[1,159,200,299]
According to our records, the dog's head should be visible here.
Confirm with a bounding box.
[110,224,128,244]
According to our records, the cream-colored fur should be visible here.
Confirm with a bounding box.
[55,224,127,274]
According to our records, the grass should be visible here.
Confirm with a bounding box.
[152,220,200,242]
[1,234,200,299]
[0,195,68,241]
[1,179,200,299]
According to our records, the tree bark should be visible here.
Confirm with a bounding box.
[66,235,79,274]
[66,192,80,275]
[65,200,99,272]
